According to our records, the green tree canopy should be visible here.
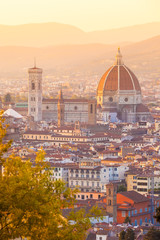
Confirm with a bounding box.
[124,228,135,240]
[0,114,101,240]
[124,216,131,224]
[117,185,127,193]
[119,228,135,240]
[4,93,12,103]
[155,207,160,223]
[144,227,160,240]
[119,230,125,240]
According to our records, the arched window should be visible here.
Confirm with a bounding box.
[109,189,111,196]
[90,104,93,113]
[32,82,35,90]
[108,199,111,206]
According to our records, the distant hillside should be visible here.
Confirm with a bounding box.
[0,35,159,80]
[0,22,160,46]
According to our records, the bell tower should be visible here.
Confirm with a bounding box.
[106,182,118,223]
[28,62,42,121]
[58,89,65,127]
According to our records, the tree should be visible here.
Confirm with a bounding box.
[4,93,12,103]
[124,228,135,240]
[0,114,101,240]
[144,227,160,240]
[119,228,135,240]
[119,230,125,240]
[117,185,127,193]
[124,216,131,224]
[155,207,160,223]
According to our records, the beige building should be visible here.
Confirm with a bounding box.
[126,171,160,195]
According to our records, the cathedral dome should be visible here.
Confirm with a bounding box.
[97,48,141,94]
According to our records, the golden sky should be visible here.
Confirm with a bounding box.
[1,0,160,31]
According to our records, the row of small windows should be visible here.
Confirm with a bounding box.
[31,97,35,101]
[70,169,100,174]
[24,135,48,139]
[31,108,35,112]
[23,135,106,142]
[128,207,150,217]
[71,174,100,179]
[71,181,100,187]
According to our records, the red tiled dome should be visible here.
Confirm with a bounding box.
[97,49,141,93]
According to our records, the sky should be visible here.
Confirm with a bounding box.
[0,0,160,31]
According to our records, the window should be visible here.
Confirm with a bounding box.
[122,211,126,217]
[145,207,147,212]
[104,169,106,172]
[90,104,93,114]
[140,208,142,213]
[99,237,102,240]
[109,97,113,102]
[32,82,35,90]
[135,210,137,214]
[128,211,130,217]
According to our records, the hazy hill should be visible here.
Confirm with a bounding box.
[0,35,159,80]
[0,22,160,46]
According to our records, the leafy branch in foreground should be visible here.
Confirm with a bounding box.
[0,114,102,240]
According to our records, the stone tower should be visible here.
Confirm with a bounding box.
[88,100,96,125]
[106,182,118,223]
[58,89,65,127]
[28,62,42,121]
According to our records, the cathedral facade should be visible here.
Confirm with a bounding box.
[28,65,96,125]
[97,48,151,123]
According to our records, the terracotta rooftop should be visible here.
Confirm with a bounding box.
[119,191,149,203]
